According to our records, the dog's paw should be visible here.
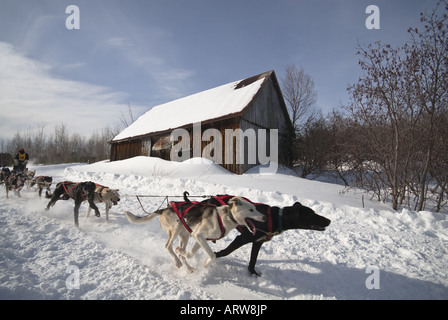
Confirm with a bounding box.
[203,258,215,268]
[174,260,183,268]
[249,268,262,277]
[186,266,196,274]
[203,261,211,268]
[175,247,186,255]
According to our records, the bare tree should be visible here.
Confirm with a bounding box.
[282,65,318,135]
[2,121,119,165]
[407,0,448,211]
[52,123,71,163]
[33,122,47,163]
[347,41,412,210]
[120,103,136,128]
[345,1,448,211]
[430,112,448,212]
[296,112,334,178]
[281,65,321,176]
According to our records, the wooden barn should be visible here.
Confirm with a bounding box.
[110,70,293,174]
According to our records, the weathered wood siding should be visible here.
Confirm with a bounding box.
[110,140,142,161]
[241,73,290,133]
[238,74,292,172]
[179,118,242,174]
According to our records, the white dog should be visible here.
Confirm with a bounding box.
[125,197,265,273]
[86,184,120,222]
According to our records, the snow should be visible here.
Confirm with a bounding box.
[112,76,265,141]
[1,156,448,300]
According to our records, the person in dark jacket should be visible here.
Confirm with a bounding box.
[14,148,29,172]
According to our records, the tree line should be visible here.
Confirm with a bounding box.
[283,1,447,212]
[0,123,119,165]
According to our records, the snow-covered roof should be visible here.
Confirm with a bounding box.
[112,71,271,142]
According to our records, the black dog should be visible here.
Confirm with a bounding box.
[29,175,53,198]
[183,192,331,276]
[45,181,101,227]
[0,167,11,184]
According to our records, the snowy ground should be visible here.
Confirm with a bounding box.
[1,157,447,300]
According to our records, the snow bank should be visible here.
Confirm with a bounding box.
[1,157,447,300]
[67,156,232,180]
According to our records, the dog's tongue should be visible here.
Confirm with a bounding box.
[245,218,257,235]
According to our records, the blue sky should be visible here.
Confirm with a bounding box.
[0,0,436,139]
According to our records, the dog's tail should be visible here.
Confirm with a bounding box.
[183,191,191,203]
[125,211,160,224]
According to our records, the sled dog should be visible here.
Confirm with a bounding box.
[45,181,101,227]
[28,175,53,198]
[184,193,331,276]
[125,197,265,273]
[86,184,120,222]
[5,172,26,199]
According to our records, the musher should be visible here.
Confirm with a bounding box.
[13,148,29,173]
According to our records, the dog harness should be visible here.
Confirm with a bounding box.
[62,182,78,196]
[7,174,25,190]
[212,195,283,241]
[94,183,108,203]
[34,176,52,185]
[61,182,89,201]
[170,201,226,241]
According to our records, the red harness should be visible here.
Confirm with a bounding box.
[7,174,25,190]
[172,195,276,241]
[62,182,78,195]
[212,195,274,240]
[61,182,88,201]
[170,201,226,241]
[94,183,108,203]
